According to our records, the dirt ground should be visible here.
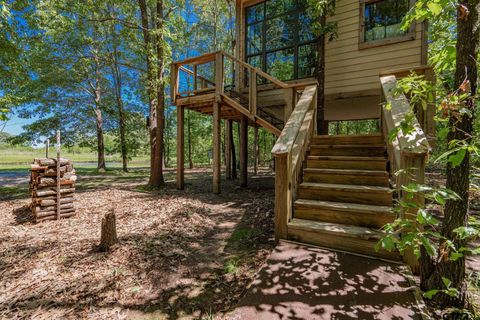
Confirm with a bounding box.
[0,168,276,319]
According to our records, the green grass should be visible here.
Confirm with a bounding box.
[0,146,149,165]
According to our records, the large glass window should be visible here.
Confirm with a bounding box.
[245,0,317,81]
[363,0,410,42]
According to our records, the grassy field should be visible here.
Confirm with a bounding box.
[0,145,149,167]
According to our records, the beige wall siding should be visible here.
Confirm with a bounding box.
[325,0,424,96]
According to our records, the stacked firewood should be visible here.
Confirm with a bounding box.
[30,158,77,222]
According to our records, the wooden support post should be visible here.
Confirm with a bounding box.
[193,64,198,90]
[55,131,61,220]
[176,106,185,190]
[240,115,248,187]
[254,126,259,175]
[284,88,294,123]
[274,154,290,240]
[213,101,221,194]
[249,70,257,116]
[171,64,178,104]
[215,52,224,94]
[225,120,232,180]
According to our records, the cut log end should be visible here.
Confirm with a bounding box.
[99,209,118,252]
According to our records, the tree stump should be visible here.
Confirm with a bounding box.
[99,209,117,251]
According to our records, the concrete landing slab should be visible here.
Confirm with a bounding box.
[228,241,425,320]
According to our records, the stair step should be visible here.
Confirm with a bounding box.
[287,218,401,260]
[312,134,384,146]
[294,199,395,228]
[307,156,387,171]
[303,168,389,186]
[309,144,386,156]
[297,182,393,206]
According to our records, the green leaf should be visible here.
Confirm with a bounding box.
[427,3,442,15]
[437,127,449,140]
[449,252,463,261]
[442,277,451,288]
[424,290,439,299]
[420,235,437,257]
[448,148,467,167]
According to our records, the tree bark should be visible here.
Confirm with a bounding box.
[111,44,128,172]
[138,0,165,186]
[230,120,237,179]
[425,0,479,308]
[99,209,118,252]
[94,87,106,172]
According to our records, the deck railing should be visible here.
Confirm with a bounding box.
[171,50,316,135]
[271,85,318,240]
[380,74,430,271]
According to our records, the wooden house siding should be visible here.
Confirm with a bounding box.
[236,0,427,121]
[324,0,426,121]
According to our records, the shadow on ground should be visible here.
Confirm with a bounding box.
[228,241,423,320]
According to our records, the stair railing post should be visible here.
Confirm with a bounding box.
[249,69,257,116]
[215,52,224,95]
[274,152,291,241]
[193,64,198,91]
[171,63,178,104]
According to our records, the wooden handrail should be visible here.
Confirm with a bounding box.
[272,85,318,241]
[272,85,318,156]
[380,75,429,156]
[178,66,216,87]
[380,74,430,273]
[220,50,290,89]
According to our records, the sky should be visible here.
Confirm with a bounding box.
[2,114,37,135]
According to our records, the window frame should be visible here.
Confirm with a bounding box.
[244,0,318,81]
[358,0,416,50]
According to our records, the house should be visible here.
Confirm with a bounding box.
[171,0,433,270]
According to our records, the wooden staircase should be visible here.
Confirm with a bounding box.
[287,133,402,260]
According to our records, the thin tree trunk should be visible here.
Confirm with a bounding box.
[111,47,128,172]
[425,0,479,308]
[93,55,106,172]
[230,120,237,179]
[254,126,259,175]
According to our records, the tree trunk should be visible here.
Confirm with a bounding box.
[111,45,128,172]
[138,0,165,186]
[254,126,259,175]
[425,0,479,308]
[150,0,166,186]
[230,120,237,179]
[316,15,326,135]
[99,209,118,252]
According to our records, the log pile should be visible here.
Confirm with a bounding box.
[30,158,77,222]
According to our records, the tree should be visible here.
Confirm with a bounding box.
[307,0,336,134]
[426,0,479,308]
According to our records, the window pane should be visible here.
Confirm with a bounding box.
[266,14,295,50]
[246,3,264,24]
[298,43,317,78]
[247,23,263,55]
[266,48,294,81]
[298,12,316,43]
[266,0,295,18]
[247,55,263,70]
[364,0,409,42]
